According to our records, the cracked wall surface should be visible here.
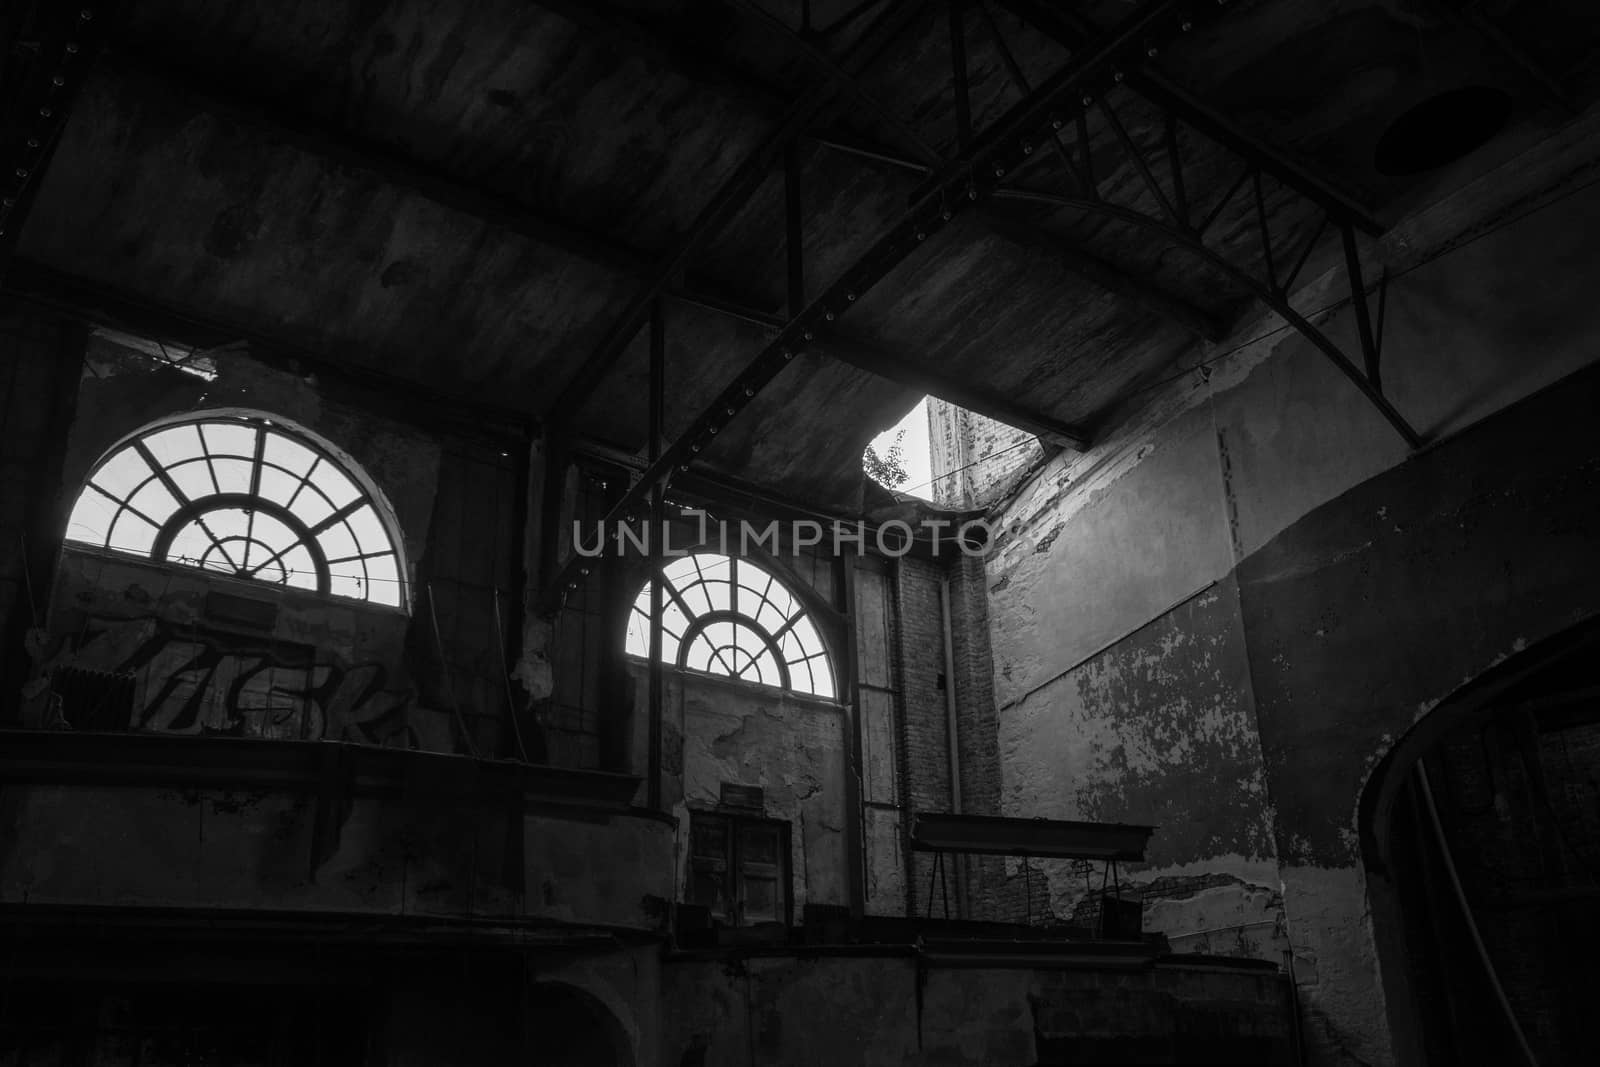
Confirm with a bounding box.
[978,173,1600,1065]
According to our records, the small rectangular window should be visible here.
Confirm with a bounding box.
[687,811,791,927]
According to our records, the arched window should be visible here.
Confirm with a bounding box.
[624,553,834,698]
[64,412,407,608]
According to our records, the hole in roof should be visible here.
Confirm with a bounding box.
[864,397,935,503]
[1374,86,1512,177]
[866,397,1044,510]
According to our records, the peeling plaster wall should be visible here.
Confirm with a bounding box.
[981,165,1600,1065]
[631,664,850,916]
[19,336,524,754]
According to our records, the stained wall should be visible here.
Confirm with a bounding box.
[977,148,1600,1063]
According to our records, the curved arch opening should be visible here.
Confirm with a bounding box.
[624,552,835,698]
[63,410,409,609]
[1359,616,1600,1066]
[523,982,634,1067]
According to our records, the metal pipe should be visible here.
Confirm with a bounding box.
[1415,761,1540,1067]
[647,299,665,810]
[939,574,967,918]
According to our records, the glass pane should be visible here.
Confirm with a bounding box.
[244,513,298,564]
[661,600,689,640]
[740,825,780,865]
[107,509,158,555]
[280,544,319,590]
[742,875,779,922]
[625,606,649,656]
[307,461,360,509]
[662,555,700,586]
[166,458,215,500]
[262,430,317,478]
[202,507,251,542]
[209,457,254,495]
[289,484,336,529]
[680,576,713,617]
[317,520,359,563]
[142,423,204,468]
[328,572,364,600]
[201,421,257,459]
[65,491,115,545]
[365,553,400,606]
[344,503,389,555]
[125,479,179,527]
[788,615,825,660]
[256,463,304,508]
[754,598,787,636]
[165,522,215,567]
[682,633,716,673]
[327,558,368,596]
[750,648,780,686]
[763,578,798,620]
[91,447,153,499]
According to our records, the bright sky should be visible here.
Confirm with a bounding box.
[867,396,936,502]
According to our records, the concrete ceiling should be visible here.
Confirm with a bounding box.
[2,0,1596,514]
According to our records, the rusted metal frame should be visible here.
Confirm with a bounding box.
[811,132,931,175]
[733,0,944,167]
[994,189,1423,448]
[1341,222,1383,391]
[1280,211,1330,298]
[546,92,839,418]
[647,298,665,811]
[824,333,1092,447]
[0,7,104,266]
[996,0,1385,235]
[977,207,1225,342]
[1251,170,1278,295]
[1197,163,1252,240]
[1074,109,1098,198]
[1163,111,1188,228]
[974,0,1091,195]
[538,0,1193,612]
[1097,93,1182,229]
[949,0,973,149]
[548,0,930,418]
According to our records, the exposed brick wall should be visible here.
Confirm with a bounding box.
[890,550,1054,922]
[925,399,1045,510]
[892,555,951,914]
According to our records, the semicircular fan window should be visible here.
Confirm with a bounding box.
[64,413,406,608]
[624,553,834,698]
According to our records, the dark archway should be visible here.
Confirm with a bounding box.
[523,982,633,1067]
[1359,616,1600,1066]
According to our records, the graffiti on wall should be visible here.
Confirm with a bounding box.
[27,615,420,748]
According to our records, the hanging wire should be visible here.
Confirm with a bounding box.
[492,586,531,763]
[426,581,480,759]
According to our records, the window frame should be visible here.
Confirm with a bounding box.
[687,808,793,928]
[63,411,409,610]
[625,552,835,699]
